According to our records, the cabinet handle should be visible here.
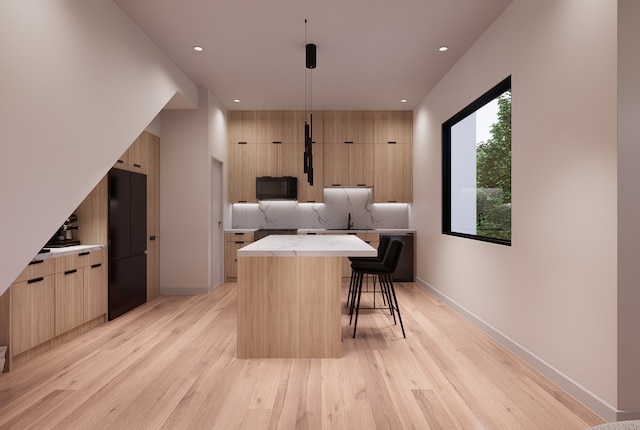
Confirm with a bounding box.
[28,277,44,284]
[357,184,366,187]
[64,269,77,275]
[79,251,90,256]
[117,160,124,164]
[238,200,247,203]
[134,163,141,168]
[331,184,341,187]
[272,141,281,144]
[234,232,244,235]
[238,141,247,145]
[91,263,102,269]
[235,241,244,244]
[150,235,157,241]
[307,200,316,203]
[28,260,44,266]
[388,200,397,203]
[388,141,397,144]
[344,141,353,144]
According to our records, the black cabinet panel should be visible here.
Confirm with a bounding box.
[108,254,147,320]
[108,168,132,260]
[130,171,147,256]
[108,168,147,320]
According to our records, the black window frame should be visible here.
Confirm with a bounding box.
[442,76,512,246]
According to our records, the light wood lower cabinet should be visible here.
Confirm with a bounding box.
[55,268,84,336]
[6,248,107,372]
[224,232,254,282]
[84,262,107,322]
[11,275,55,356]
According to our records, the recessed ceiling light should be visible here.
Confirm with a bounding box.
[193,46,204,52]
[400,99,407,103]
[233,99,241,103]
[438,46,449,52]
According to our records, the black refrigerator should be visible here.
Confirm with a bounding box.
[108,168,147,320]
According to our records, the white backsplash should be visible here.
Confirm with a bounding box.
[232,188,409,230]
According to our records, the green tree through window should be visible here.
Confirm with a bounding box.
[476,91,511,240]
[442,76,511,245]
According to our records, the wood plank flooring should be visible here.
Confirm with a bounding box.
[0,282,604,429]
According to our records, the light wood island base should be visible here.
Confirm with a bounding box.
[237,256,343,358]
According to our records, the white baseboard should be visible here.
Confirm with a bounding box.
[158,282,226,296]
[159,286,212,295]
[415,276,624,422]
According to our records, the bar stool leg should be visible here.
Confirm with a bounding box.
[352,272,365,338]
[387,278,406,338]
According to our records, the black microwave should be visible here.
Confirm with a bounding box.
[256,176,298,200]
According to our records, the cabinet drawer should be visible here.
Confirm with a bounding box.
[55,249,105,273]
[14,258,55,283]
[225,241,250,259]
[225,232,254,242]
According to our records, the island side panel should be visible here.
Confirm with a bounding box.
[298,257,342,358]
[237,255,342,358]
[237,256,299,358]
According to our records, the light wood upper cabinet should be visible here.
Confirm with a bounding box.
[323,142,373,187]
[374,142,412,203]
[229,141,257,203]
[324,113,374,144]
[228,110,412,203]
[256,113,301,144]
[374,111,413,144]
[228,111,256,144]
[115,133,146,171]
[349,143,374,187]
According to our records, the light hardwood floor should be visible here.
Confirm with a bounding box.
[0,282,604,429]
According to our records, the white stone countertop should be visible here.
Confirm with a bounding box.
[237,234,377,257]
[226,228,415,234]
[34,244,106,261]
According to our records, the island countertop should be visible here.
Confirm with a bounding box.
[237,234,377,258]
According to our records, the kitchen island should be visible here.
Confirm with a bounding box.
[237,234,376,359]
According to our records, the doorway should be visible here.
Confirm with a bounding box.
[211,158,224,289]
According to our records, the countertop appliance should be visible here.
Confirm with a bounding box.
[108,168,147,320]
[45,214,80,247]
[256,176,297,200]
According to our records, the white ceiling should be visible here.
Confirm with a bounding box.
[114,0,512,111]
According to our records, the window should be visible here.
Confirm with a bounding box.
[442,76,511,245]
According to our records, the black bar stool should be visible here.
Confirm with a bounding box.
[349,239,406,338]
[346,235,391,311]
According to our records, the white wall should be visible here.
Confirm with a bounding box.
[0,1,198,296]
[160,89,227,294]
[617,0,640,414]
[413,0,620,419]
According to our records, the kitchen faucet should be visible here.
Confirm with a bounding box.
[348,212,353,230]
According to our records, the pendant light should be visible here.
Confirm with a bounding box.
[303,19,316,186]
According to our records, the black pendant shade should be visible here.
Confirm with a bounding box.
[304,22,316,186]
[306,43,316,69]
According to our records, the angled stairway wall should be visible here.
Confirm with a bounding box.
[0,1,198,296]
